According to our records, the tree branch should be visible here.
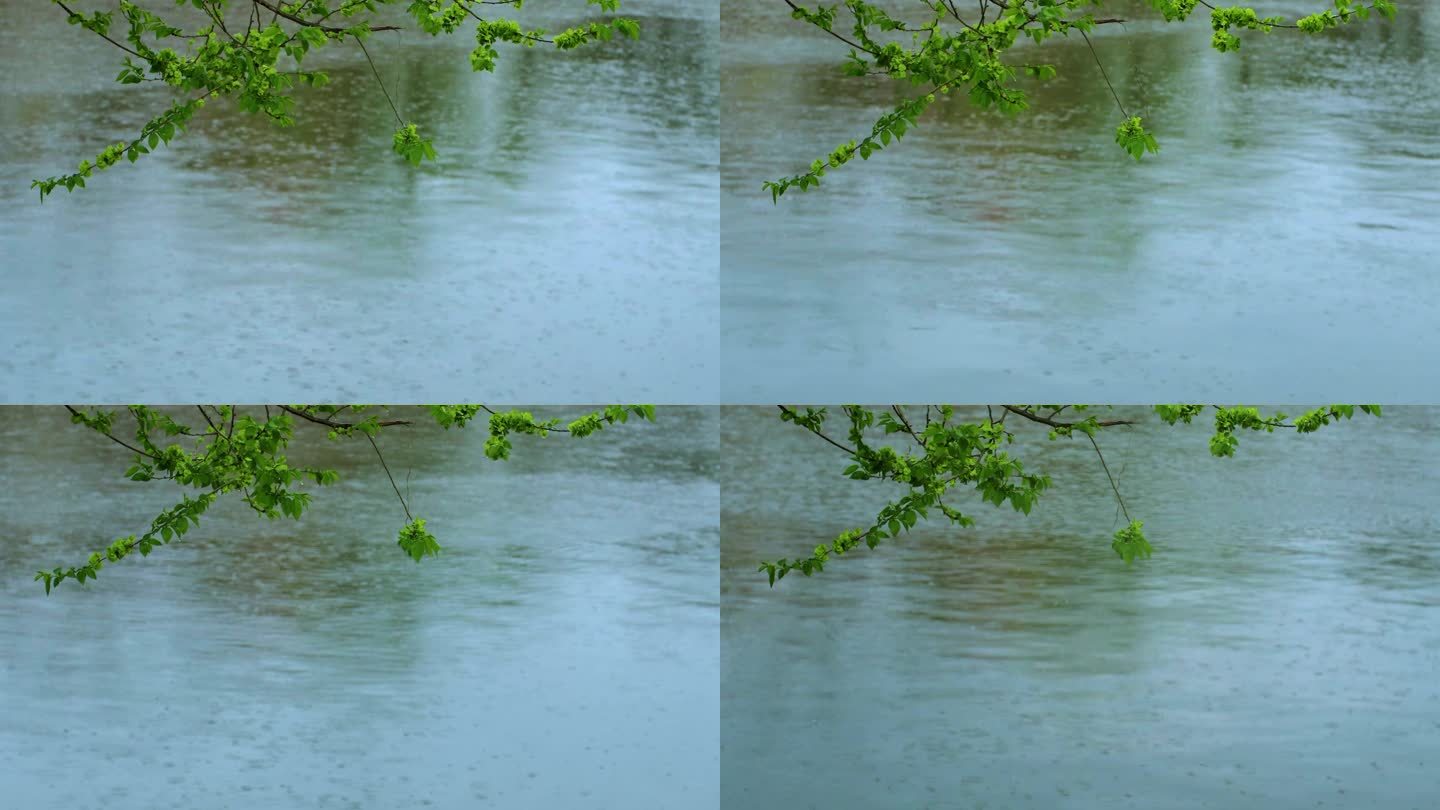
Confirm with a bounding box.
[366,433,413,522]
[777,406,859,455]
[277,405,412,430]
[250,0,402,33]
[63,406,159,460]
[1001,405,1133,430]
[1087,432,1131,523]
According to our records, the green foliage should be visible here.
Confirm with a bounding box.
[1298,0,1395,33]
[767,0,1399,199]
[428,404,484,429]
[1143,0,1200,22]
[764,90,938,201]
[471,19,533,71]
[1111,520,1152,563]
[1115,116,1159,160]
[761,404,1382,584]
[1207,6,1286,53]
[35,404,654,593]
[483,404,654,459]
[1153,403,1384,457]
[33,94,207,198]
[33,0,641,200]
[397,517,442,561]
[392,122,437,166]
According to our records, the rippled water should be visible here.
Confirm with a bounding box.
[721,1,1440,400]
[721,406,1440,809]
[0,1,718,401]
[0,406,719,809]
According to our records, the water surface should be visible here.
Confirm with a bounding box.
[0,1,718,401]
[0,406,719,809]
[721,1,1440,400]
[722,405,1440,809]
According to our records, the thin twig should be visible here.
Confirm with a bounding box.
[278,405,411,430]
[54,1,144,57]
[1002,405,1132,430]
[475,404,573,433]
[366,433,413,522]
[782,0,878,54]
[252,0,401,32]
[1087,433,1131,523]
[890,405,926,448]
[355,36,403,126]
[63,406,159,460]
[1193,0,1302,29]
[777,406,859,456]
[196,405,219,433]
[1078,28,1127,118]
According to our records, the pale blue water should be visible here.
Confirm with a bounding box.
[0,406,720,810]
[721,1,1440,400]
[0,1,719,401]
[722,405,1440,809]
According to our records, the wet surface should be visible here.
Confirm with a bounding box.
[0,1,719,401]
[722,405,1440,809]
[0,406,720,809]
[721,2,1440,401]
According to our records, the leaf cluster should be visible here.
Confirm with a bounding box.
[35,403,655,592]
[34,0,642,199]
[761,404,1381,585]
[766,0,1399,200]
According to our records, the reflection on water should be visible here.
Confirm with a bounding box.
[721,406,1440,809]
[0,406,719,810]
[0,1,719,401]
[721,0,1440,400]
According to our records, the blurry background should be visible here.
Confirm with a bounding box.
[722,405,1440,809]
[721,1,1440,400]
[0,406,719,810]
[0,0,718,401]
